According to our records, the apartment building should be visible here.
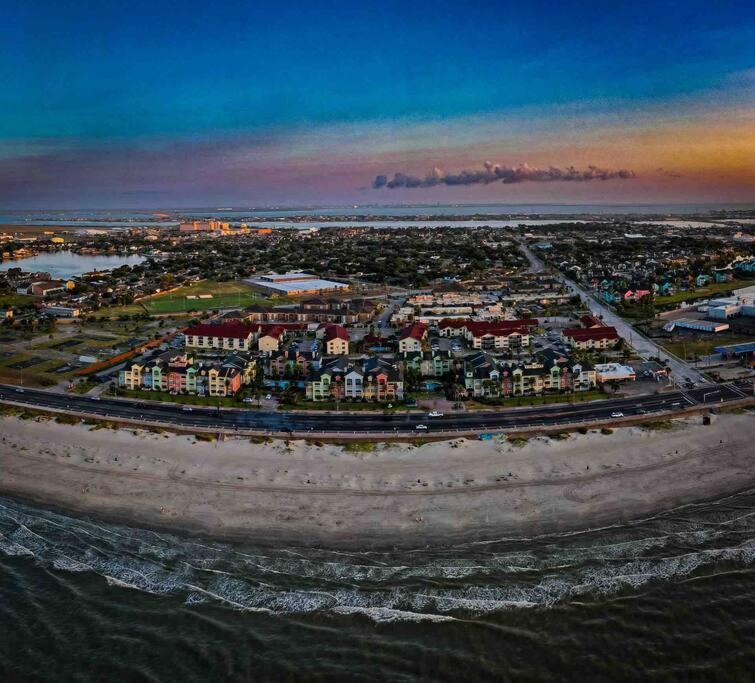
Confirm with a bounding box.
[397,323,427,353]
[305,356,404,403]
[562,326,620,350]
[184,322,258,352]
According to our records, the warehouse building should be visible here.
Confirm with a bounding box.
[245,272,349,296]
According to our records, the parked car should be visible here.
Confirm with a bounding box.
[415,424,428,430]
[182,406,193,412]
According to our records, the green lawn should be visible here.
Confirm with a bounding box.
[0,293,37,307]
[468,390,610,409]
[0,353,76,387]
[100,280,288,317]
[661,334,755,360]
[280,400,417,412]
[114,387,261,408]
[655,280,749,307]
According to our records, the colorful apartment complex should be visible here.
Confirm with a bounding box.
[118,352,257,397]
[306,356,404,403]
[461,351,597,398]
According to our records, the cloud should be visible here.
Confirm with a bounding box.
[373,161,636,189]
[656,167,683,178]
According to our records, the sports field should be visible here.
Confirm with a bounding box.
[101,280,285,317]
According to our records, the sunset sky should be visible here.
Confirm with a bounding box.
[1,0,753,208]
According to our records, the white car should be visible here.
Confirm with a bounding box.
[610,411,624,418]
[415,424,428,430]
[427,411,444,418]
[265,394,272,400]
[242,397,254,404]
[182,406,193,412]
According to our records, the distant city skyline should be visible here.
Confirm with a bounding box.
[1,0,753,208]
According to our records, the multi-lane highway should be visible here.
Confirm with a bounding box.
[1,382,750,437]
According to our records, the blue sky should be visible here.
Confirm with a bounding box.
[0,0,753,207]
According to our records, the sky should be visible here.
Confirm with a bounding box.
[0,0,753,209]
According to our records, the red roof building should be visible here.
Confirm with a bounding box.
[398,323,427,352]
[464,319,536,350]
[184,322,258,351]
[562,326,620,349]
[579,314,605,328]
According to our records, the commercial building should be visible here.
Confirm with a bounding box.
[662,319,730,334]
[594,363,636,383]
[245,272,349,296]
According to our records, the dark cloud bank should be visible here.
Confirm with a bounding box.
[373,162,636,189]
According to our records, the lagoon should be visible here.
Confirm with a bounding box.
[0,251,147,278]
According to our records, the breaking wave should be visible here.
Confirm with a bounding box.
[0,491,753,623]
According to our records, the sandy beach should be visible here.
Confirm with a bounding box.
[1,412,753,548]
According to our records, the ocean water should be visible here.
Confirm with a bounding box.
[0,251,147,278]
[2,202,754,226]
[0,491,753,681]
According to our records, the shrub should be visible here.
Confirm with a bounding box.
[342,441,375,453]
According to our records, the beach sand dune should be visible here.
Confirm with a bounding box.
[1,414,753,548]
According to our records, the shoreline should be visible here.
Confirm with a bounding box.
[1,412,753,549]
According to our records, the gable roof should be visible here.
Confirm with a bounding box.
[563,326,619,341]
[399,323,427,341]
[323,324,350,342]
[465,319,536,338]
[184,322,257,340]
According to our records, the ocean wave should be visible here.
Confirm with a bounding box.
[0,494,754,617]
[331,606,457,623]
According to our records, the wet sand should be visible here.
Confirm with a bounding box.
[0,413,753,548]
